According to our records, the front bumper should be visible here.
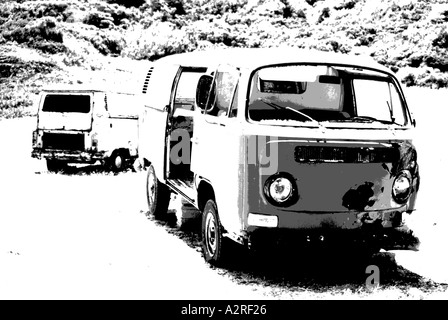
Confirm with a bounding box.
[244,208,419,251]
[246,224,420,252]
[248,206,412,230]
[31,149,106,163]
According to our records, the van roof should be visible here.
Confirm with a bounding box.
[41,84,135,95]
[156,47,392,75]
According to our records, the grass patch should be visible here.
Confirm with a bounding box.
[0,54,60,118]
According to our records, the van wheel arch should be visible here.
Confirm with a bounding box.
[197,181,215,213]
[142,158,151,169]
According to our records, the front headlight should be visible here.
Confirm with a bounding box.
[392,170,412,204]
[264,172,298,207]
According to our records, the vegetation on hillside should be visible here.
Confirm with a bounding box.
[1,0,448,118]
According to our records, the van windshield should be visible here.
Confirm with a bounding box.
[42,94,91,113]
[247,65,408,126]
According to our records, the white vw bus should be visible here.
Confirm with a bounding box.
[139,48,420,266]
[32,87,140,172]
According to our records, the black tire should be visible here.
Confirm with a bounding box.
[146,164,170,218]
[46,159,67,173]
[201,199,231,266]
[107,151,124,172]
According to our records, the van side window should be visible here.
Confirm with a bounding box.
[207,67,239,117]
[174,70,206,112]
[229,84,239,118]
[171,68,207,137]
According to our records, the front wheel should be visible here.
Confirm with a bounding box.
[201,199,231,266]
[146,164,170,218]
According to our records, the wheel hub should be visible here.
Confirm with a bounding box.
[147,173,156,207]
[114,155,122,169]
[205,213,217,255]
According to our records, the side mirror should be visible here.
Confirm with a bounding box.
[195,75,213,111]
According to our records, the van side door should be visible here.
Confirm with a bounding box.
[139,63,181,181]
[166,66,208,182]
[191,64,242,234]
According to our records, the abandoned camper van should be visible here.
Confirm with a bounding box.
[31,87,140,172]
[138,48,420,266]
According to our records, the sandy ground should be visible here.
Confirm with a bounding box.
[390,87,448,285]
[0,117,266,300]
[0,86,447,300]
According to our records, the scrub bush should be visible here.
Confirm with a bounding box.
[399,67,448,89]
[90,32,125,55]
[123,23,197,60]
[1,17,65,53]
[83,11,115,29]
[106,0,146,8]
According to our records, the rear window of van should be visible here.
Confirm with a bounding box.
[42,94,91,113]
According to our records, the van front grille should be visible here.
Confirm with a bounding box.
[42,133,85,151]
[294,146,398,163]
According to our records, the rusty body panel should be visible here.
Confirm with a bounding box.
[243,135,419,250]
[247,138,417,213]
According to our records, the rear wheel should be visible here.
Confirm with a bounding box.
[146,164,170,218]
[202,199,231,266]
[46,159,67,173]
[107,151,124,172]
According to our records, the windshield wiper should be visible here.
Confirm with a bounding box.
[386,100,396,123]
[350,116,394,125]
[257,98,323,128]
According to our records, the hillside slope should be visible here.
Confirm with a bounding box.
[1,0,448,118]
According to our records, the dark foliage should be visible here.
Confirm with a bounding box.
[106,0,146,8]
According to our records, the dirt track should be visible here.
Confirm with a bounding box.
[1,86,448,300]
